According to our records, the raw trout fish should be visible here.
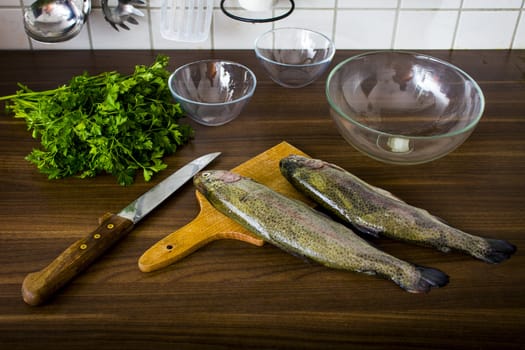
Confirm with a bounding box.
[194,170,449,293]
[280,155,516,264]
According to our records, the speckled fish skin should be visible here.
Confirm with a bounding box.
[194,170,449,293]
[279,155,516,264]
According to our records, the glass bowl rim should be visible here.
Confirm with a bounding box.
[168,59,257,107]
[325,50,486,140]
[254,27,336,68]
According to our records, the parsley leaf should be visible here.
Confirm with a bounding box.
[1,55,193,185]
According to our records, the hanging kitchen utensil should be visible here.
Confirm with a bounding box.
[23,0,145,43]
[102,0,145,31]
[220,0,294,23]
[23,0,91,43]
[160,0,214,42]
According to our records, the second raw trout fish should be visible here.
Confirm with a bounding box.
[279,155,516,264]
[194,170,449,293]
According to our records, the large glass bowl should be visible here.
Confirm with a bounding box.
[254,27,335,88]
[326,51,485,164]
[169,59,257,126]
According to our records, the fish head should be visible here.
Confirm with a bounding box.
[193,170,242,195]
[280,155,325,174]
[281,155,349,177]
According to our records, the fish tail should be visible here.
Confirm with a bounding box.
[478,238,516,264]
[406,266,449,293]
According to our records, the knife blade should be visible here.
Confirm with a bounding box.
[21,152,221,306]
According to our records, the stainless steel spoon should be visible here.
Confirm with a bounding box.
[23,0,91,43]
[102,0,145,31]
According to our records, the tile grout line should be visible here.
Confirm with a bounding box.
[390,0,401,49]
[86,6,95,51]
[210,4,215,51]
[450,0,464,50]
[147,4,154,51]
[510,0,525,48]
[332,0,338,44]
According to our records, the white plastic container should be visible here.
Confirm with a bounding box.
[160,0,213,42]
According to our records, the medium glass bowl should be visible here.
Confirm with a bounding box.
[254,27,335,88]
[169,59,257,126]
[326,51,485,164]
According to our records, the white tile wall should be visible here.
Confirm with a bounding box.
[395,10,458,49]
[1,0,524,50]
[454,10,520,49]
[335,9,396,49]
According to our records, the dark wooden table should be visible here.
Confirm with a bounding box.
[1,50,524,350]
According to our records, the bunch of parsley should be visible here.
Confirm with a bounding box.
[1,55,193,185]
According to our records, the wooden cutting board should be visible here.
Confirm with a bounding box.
[138,141,312,272]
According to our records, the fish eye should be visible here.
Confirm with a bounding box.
[202,172,211,178]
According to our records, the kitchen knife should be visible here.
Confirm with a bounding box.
[21,152,221,306]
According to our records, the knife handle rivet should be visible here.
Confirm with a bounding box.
[107,224,115,230]
[80,244,87,250]
[94,233,101,239]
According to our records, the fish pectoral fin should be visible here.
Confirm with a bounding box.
[351,222,383,238]
[435,245,452,253]
[274,242,318,265]
[357,269,377,276]
[293,253,317,265]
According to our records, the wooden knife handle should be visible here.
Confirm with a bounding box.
[22,213,134,306]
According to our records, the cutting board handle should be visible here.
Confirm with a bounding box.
[138,190,264,272]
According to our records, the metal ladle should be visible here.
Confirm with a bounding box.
[23,0,91,43]
[23,0,145,43]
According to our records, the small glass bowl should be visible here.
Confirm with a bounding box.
[168,59,257,126]
[326,51,485,164]
[254,27,335,88]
